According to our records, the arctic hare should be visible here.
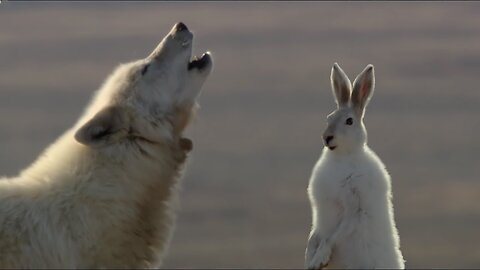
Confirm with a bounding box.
[305,63,405,269]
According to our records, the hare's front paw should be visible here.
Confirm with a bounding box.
[307,241,331,270]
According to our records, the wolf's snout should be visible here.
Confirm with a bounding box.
[168,22,193,46]
[174,22,189,32]
[188,52,212,71]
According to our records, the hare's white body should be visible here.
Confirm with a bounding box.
[307,146,404,269]
[305,63,404,269]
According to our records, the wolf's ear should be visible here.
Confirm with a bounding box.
[351,64,375,117]
[74,106,127,146]
[331,63,352,107]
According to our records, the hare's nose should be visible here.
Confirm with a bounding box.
[324,135,334,145]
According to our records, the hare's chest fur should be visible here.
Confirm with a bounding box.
[308,148,388,232]
[309,149,373,201]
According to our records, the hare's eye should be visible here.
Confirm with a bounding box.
[141,64,150,76]
[345,117,353,125]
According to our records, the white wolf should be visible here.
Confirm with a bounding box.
[0,22,213,268]
[305,63,404,269]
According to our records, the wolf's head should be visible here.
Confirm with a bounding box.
[74,23,213,153]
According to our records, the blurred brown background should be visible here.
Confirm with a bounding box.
[1,2,479,268]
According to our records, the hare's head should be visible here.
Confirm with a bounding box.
[322,63,375,154]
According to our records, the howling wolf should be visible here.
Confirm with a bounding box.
[0,22,213,268]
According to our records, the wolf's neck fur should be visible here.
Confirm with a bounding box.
[0,126,188,268]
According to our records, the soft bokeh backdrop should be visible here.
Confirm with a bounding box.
[1,2,479,268]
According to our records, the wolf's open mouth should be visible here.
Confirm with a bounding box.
[188,52,211,70]
[328,146,337,150]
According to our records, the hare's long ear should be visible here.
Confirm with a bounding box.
[351,64,375,117]
[74,106,127,146]
[331,63,352,108]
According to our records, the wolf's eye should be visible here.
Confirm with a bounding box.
[141,64,150,76]
[345,117,353,125]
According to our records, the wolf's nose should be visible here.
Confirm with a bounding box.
[175,22,188,32]
[324,135,334,145]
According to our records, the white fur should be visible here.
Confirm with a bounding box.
[305,63,404,269]
[0,23,213,268]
